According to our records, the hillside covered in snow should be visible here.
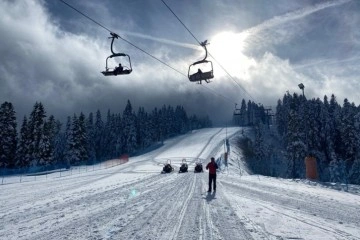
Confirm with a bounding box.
[1,127,359,240]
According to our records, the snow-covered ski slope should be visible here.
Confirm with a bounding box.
[1,127,359,240]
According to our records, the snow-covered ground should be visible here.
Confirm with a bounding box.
[1,127,359,240]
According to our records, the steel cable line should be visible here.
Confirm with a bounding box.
[59,0,113,33]
[201,85,237,105]
[160,0,201,45]
[58,0,186,77]
[116,36,186,77]
[58,0,236,106]
[160,0,256,102]
[208,53,255,101]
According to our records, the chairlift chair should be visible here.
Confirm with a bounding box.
[188,40,214,84]
[101,32,132,76]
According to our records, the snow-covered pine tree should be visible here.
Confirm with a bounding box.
[53,120,66,167]
[148,107,159,143]
[94,110,104,160]
[149,107,160,142]
[306,99,323,153]
[38,118,54,167]
[64,116,73,167]
[64,113,88,165]
[114,113,123,158]
[77,112,89,163]
[86,112,96,164]
[166,105,175,137]
[323,94,342,181]
[159,105,168,139]
[104,110,120,159]
[276,99,285,136]
[317,95,333,181]
[285,94,307,178]
[122,100,137,154]
[0,102,17,168]
[143,113,153,148]
[136,107,148,150]
[253,123,267,174]
[276,92,292,141]
[16,116,30,168]
[338,99,357,175]
[67,114,82,165]
[28,102,47,167]
[173,106,182,134]
[240,99,247,126]
[101,110,112,159]
[175,105,188,134]
[273,93,360,182]
[189,115,199,130]
[329,158,347,184]
[329,95,342,158]
[349,112,360,184]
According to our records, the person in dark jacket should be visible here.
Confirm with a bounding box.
[206,157,218,192]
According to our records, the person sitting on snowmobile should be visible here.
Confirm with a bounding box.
[206,157,218,192]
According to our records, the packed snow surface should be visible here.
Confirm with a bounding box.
[1,127,359,240]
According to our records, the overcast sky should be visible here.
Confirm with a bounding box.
[1,0,359,125]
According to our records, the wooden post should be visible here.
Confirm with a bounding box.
[305,155,318,180]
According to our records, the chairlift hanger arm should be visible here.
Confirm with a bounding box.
[191,59,210,66]
[109,32,120,55]
[200,40,209,62]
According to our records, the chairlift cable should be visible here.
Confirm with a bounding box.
[117,35,186,77]
[208,52,256,102]
[58,0,113,33]
[58,0,186,77]
[160,0,202,46]
[58,0,238,106]
[201,85,237,106]
[160,0,256,102]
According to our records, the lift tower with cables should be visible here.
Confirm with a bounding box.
[264,106,274,127]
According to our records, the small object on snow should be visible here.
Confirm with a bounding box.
[194,161,203,173]
[179,159,188,173]
[161,159,174,174]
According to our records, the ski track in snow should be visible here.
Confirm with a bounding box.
[220,177,360,240]
[1,127,360,240]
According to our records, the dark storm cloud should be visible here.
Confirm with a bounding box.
[1,0,360,127]
[0,0,234,124]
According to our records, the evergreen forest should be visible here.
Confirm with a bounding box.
[0,100,211,172]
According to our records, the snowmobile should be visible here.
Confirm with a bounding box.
[194,161,204,173]
[161,160,174,174]
[178,159,188,173]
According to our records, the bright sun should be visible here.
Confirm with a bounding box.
[208,31,255,78]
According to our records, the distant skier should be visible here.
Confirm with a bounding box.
[206,157,218,192]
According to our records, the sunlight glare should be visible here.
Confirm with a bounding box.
[209,31,256,79]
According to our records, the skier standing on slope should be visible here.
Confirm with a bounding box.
[206,157,218,192]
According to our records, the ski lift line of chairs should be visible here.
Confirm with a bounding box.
[188,40,214,84]
[101,33,214,83]
[102,32,132,76]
